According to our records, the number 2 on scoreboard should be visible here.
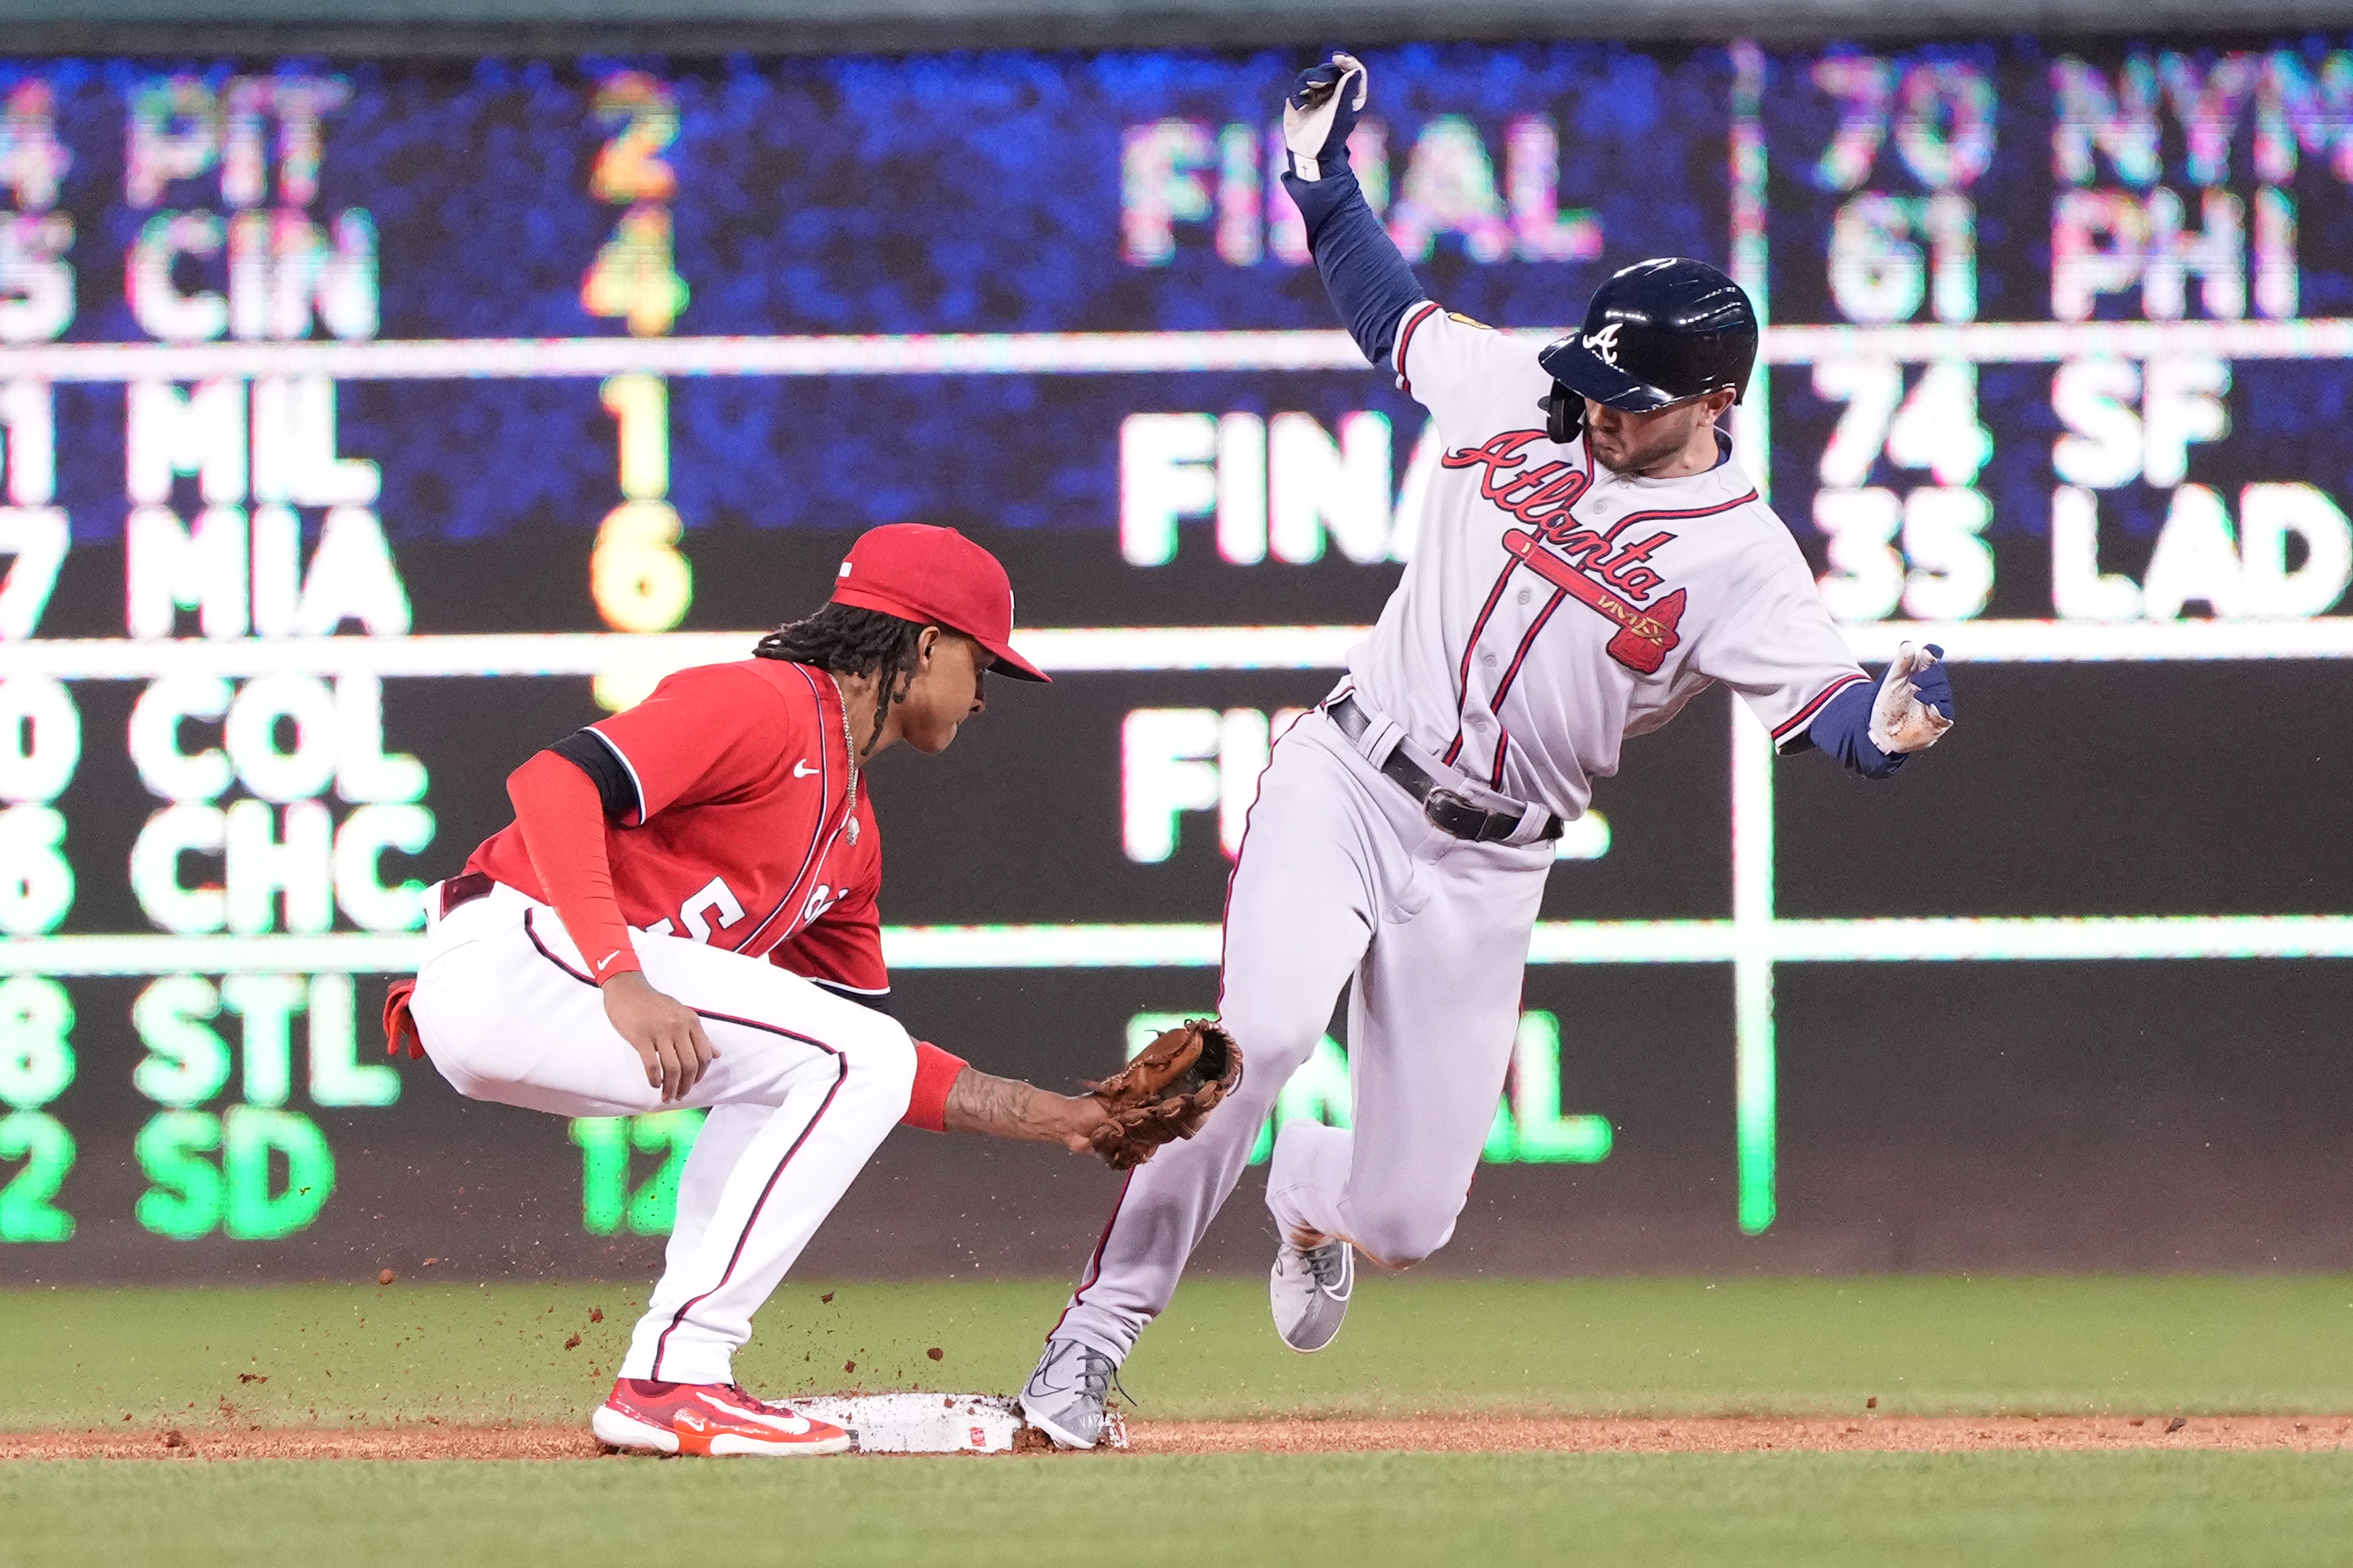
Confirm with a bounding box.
[0,1111,75,1242]
[591,71,678,204]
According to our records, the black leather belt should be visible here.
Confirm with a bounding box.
[439,871,495,917]
[1325,697,1563,844]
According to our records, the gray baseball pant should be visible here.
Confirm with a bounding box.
[1047,708,1553,1362]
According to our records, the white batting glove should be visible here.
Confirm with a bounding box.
[1282,52,1368,183]
[1867,642,1956,755]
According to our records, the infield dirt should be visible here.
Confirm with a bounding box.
[4,1413,2348,1461]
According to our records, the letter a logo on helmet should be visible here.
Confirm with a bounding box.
[1539,257,1758,415]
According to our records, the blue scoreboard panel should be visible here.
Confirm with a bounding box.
[2,40,2349,1279]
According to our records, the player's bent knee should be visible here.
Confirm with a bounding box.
[1350,1203,1461,1269]
[1271,1114,1344,1169]
[831,1010,916,1116]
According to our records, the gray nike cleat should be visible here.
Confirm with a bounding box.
[1270,1233,1354,1352]
[1019,1338,1122,1450]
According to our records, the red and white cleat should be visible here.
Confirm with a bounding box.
[592,1378,854,1457]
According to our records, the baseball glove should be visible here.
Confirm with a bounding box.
[1084,1020,1242,1170]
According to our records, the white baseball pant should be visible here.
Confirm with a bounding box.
[1049,708,1553,1361]
[406,882,915,1385]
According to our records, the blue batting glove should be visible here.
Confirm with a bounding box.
[1911,642,1954,719]
[1282,53,1367,182]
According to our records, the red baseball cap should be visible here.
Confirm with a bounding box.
[828,524,1049,682]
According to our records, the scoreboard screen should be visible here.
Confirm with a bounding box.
[4,37,2352,1282]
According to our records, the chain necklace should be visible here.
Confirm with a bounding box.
[830,674,862,844]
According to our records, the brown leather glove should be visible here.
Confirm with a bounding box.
[1083,1020,1242,1170]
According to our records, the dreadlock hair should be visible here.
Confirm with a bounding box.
[754,602,929,759]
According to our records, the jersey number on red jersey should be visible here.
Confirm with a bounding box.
[642,875,748,944]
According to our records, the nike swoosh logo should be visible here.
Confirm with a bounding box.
[793,759,818,777]
[595,951,622,972]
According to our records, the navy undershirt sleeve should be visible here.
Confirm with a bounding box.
[1798,682,1911,781]
[1798,681,1905,780]
[1282,166,1427,366]
[550,730,638,820]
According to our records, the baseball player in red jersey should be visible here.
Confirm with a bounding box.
[391,524,1111,1457]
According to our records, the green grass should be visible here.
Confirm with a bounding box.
[4,1273,2352,1429]
[8,1275,2351,1566]
[3,1452,2352,1568]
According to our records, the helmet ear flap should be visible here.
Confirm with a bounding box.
[1542,384,1584,444]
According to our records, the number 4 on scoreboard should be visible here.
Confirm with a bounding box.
[582,207,690,337]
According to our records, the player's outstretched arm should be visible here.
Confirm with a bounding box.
[1805,643,1957,779]
[941,1066,1108,1153]
[1280,53,1427,366]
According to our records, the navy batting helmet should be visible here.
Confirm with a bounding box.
[1537,258,1758,440]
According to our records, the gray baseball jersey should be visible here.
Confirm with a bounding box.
[1354,301,1869,817]
[1041,297,1871,1369]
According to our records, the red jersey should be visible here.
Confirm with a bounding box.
[466,659,888,999]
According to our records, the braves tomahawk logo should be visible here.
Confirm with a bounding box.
[1500,532,1686,675]
[1442,428,1693,675]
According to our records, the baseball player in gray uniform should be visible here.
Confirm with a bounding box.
[1020,53,1957,1447]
